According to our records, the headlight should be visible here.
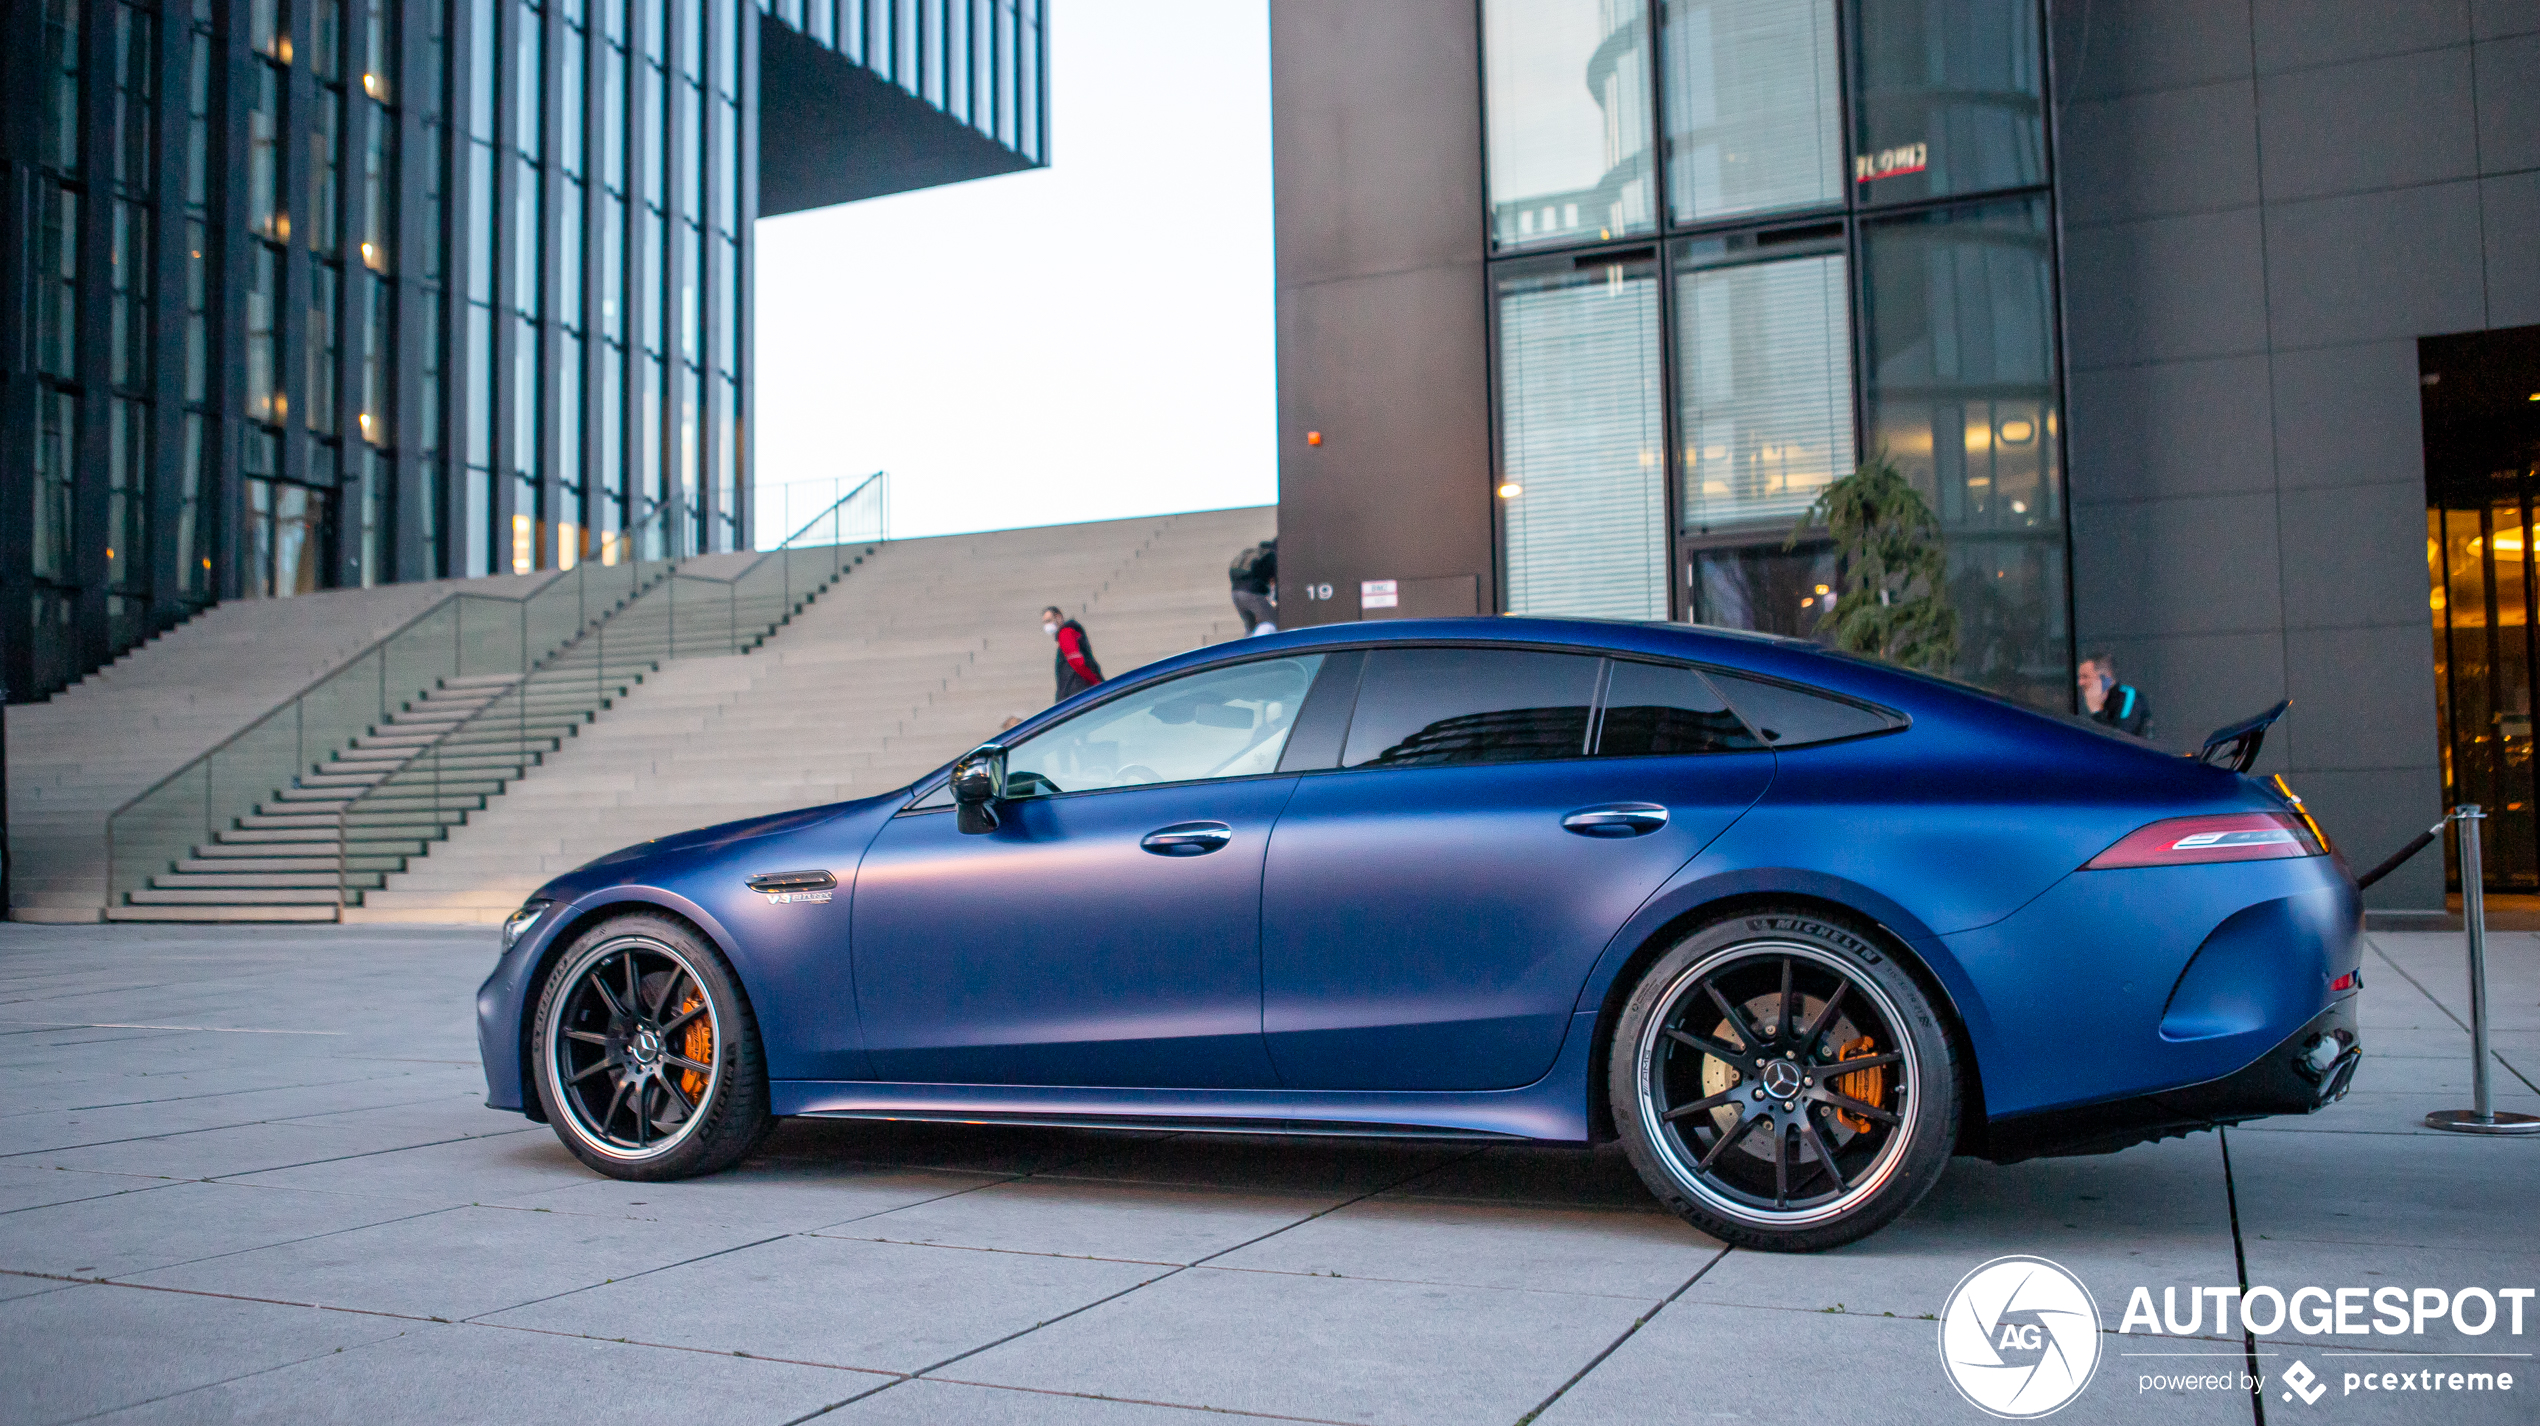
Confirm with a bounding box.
[503,899,554,952]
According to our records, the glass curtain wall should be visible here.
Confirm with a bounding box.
[1481,0,2068,710]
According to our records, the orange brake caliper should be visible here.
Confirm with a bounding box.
[676,993,713,1103]
[1833,1035,1886,1134]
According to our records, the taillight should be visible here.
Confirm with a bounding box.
[2085,812,2326,870]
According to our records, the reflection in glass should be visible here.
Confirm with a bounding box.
[1006,656,1325,795]
[1485,0,1653,250]
[1662,0,1841,224]
[1687,539,1834,638]
[1861,197,2063,708]
[1497,252,1667,620]
[2430,499,2540,887]
[1596,660,1765,755]
[1344,648,1601,768]
[1850,0,2044,205]
[1675,247,1853,536]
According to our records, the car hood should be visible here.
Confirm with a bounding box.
[568,793,895,876]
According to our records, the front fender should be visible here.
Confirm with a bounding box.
[476,881,750,1116]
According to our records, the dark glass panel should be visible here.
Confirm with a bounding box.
[41,0,81,173]
[1860,195,2065,709]
[31,389,77,581]
[1596,660,1765,755]
[1850,0,2045,205]
[563,26,586,175]
[1484,0,1653,251]
[36,184,77,380]
[516,0,545,158]
[514,158,543,315]
[313,87,343,253]
[1341,649,1602,769]
[310,263,340,434]
[1707,671,1903,747]
[1674,242,1853,540]
[1661,0,1840,225]
[112,4,157,191]
[110,200,152,390]
[1686,538,1834,637]
[1496,251,1667,619]
[247,244,282,422]
[250,64,286,240]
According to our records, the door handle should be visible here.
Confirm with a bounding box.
[1562,804,1670,838]
[1141,822,1234,856]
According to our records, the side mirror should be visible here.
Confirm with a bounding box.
[951,746,1006,835]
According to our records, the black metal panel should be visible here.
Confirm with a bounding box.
[754,13,1031,218]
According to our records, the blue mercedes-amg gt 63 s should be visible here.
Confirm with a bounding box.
[476,617,2363,1251]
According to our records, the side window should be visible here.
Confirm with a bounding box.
[1003,655,1324,795]
[1595,660,1767,755]
[1341,648,1601,769]
[1706,670,1905,747]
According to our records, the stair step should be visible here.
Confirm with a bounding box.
[126,887,344,905]
[107,904,340,922]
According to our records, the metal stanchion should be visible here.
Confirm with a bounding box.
[2425,805,2540,1135]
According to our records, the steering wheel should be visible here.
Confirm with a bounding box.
[1114,765,1161,785]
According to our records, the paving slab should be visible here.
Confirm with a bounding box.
[123,1202,775,1320]
[950,1263,1653,1426]
[0,1282,406,1426]
[0,1179,451,1280]
[0,1161,166,1214]
[86,1314,865,1425]
[829,1174,1338,1265]
[217,1122,588,1202]
[835,1379,1240,1424]
[497,1158,1014,1235]
[1207,1195,1721,1299]
[481,1232,1167,1373]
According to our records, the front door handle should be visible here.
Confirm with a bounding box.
[1141,821,1234,856]
[1562,804,1670,838]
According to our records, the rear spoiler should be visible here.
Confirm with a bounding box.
[2194,699,2289,773]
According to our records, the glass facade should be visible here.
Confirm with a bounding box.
[3,0,1044,699]
[1482,0,2067,708]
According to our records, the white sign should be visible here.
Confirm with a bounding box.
[1360,579,1398,610]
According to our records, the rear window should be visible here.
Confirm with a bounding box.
[1595,660,1767,756]
[1342,648,1601,768]
[1706,670,1905,748]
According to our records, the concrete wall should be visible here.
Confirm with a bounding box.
[2051,0,2540,908]
[1269,0,1495,628]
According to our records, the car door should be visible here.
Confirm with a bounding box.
[1261,648,1775,1090]
[850,653,1325,1088]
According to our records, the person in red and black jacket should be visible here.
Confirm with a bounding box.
[1043,606,1104,702]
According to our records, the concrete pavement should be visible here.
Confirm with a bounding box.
[2,924,2531,1424]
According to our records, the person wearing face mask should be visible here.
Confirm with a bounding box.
[1044,606,1104,702]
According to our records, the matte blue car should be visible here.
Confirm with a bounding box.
[476,617,2363,1251]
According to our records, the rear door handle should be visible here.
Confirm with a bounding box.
[1141,821,1234,856]
[1562,804,1670,838]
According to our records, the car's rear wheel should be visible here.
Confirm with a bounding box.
[531,914,771,1180]
[1610,909,1959,1252]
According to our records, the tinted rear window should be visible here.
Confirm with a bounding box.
[1595,660,1767,755]
[1706,671,1905,747]
[1342,648,1601,768]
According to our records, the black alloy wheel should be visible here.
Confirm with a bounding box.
[532,914,772,1180]
[1611,910,1959,1251]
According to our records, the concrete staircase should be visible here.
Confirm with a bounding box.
[347,506,1275,923]
[99,545,874,922]
[5,573,555,923]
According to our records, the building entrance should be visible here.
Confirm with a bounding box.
[2423,325,2540,891]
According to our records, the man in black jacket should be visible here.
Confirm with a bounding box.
[1228,538,1278,635]
[2079,652,2151,737]
[1044,606,1104,702]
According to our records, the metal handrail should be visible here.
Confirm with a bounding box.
[103,506,679,912]
[332,476,889,909]
[777,470,888,549]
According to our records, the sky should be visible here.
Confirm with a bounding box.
[752,0,1276,546]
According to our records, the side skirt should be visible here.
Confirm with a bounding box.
[769,1009,1602,1143]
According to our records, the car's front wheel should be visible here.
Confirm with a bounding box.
[1610,909,1959,1252]
[531,914,772,1180]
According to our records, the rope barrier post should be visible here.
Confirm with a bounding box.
[2426,805,2540,1134]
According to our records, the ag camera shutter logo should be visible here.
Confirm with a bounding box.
[1939,1256,2103,1418]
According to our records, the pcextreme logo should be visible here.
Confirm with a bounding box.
[1939,1256,2102,1418]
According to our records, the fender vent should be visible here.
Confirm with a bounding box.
[746,869,836,894]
